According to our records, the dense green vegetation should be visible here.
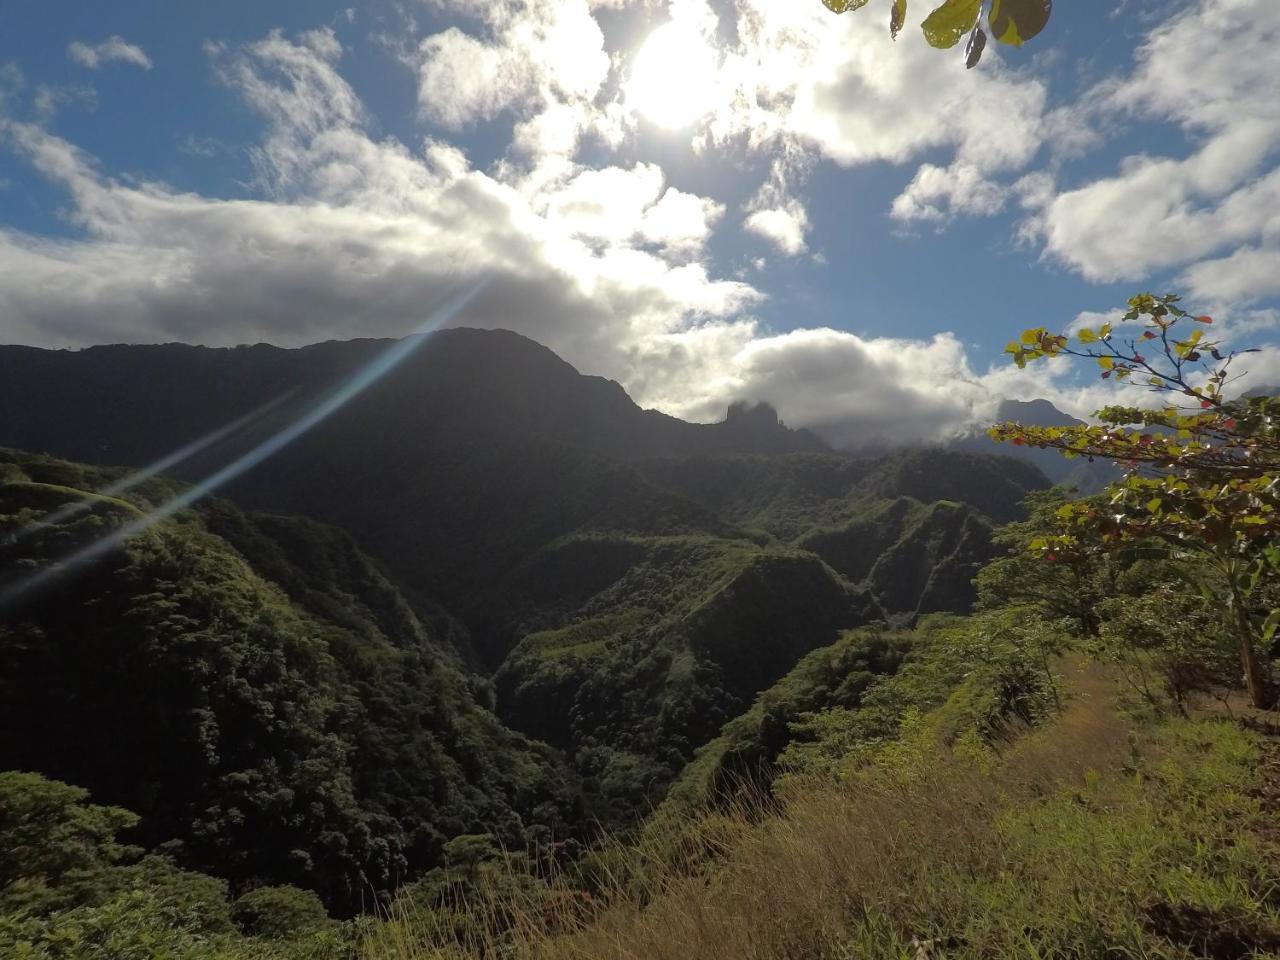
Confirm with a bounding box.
[5,439,1279,956]
[4,322,1277,958]
[996,293,1280,708]
[0,428,1044,929]
[0,332,1045,675]
[0,771,350,959]
[664,609,1059,812]
[0,450,579,915]
[495,536,878,820]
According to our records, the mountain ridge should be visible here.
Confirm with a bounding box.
[0,326,1053,878]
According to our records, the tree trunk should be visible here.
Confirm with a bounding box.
[1229,591,1274,710]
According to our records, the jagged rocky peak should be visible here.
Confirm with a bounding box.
[994,397,1085,427]
[724,400,782,426]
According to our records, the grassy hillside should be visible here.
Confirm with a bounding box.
[4,441,1278,959]
[362,660,1280,960]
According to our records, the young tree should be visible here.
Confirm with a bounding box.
[975,489,1118,636]
[990,293,1279,709]
[0,771,140,900]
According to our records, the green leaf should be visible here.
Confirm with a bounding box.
[1098,356,1114,370]
[891,0,908,38]
[823,0,873,12]
[1078,328,1098,344]
[922,0,982,48]
[1263,609,1280,643]
[988,0,1052,46]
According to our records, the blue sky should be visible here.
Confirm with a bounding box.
[1,0,1278,443]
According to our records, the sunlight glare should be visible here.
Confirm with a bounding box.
[626,22,719,130]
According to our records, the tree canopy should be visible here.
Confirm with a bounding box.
[991,293,1279,708]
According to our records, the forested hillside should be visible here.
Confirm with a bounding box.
[0,329,1053,930]
[3,318,1278,957]
[0,450,580,914]
[0,334,1048,820]
[0,333,1044,645]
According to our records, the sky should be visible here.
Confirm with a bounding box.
[1,0,1278,447]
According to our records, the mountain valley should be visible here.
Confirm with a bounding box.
[0,329,1051,906]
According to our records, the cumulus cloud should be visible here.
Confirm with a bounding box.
[0,29,752,393]
[7,4,1277,453]
[744,205,808,256]
[1025,0,1280,301]
[536,162,723,256]
[413,0,1056,226]
[678,0,1049,226]
[67,37,153,71]
[892,162,1007,224]
[742,148,813,255]
[1182,248,1280,303]
[415,0,611,158]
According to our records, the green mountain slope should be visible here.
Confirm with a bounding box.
[0,331,1052,880]
[0,333,1046,672]
[0,449,579,913]
[492,536,880,818]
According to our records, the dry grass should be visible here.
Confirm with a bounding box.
[362,660,1280,960]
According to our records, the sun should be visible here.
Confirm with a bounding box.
[626,22,720,130]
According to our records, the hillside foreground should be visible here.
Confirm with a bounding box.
[364,658,1280,960]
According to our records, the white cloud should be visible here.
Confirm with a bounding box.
[1026,0,1280,301]
[1065,310,1117,335]
[0,29,750,395]
[677,0,1049,225]
[68,37,153,71]
[741,146,813,255]
[414,0,1055,244]
[415,0,609,147]
[533,161,724,256]
[209,28,364,194]
[618,318,1141,446]
[8,4,1277,454]
[639,186,725,255]
[892,162,1007,224]
[32,83,98,121]
[1182,248,1280,303]
[744,205,808,256]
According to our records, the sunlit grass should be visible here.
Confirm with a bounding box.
[362,663,1280,960]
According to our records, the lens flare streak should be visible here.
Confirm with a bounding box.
[0,281,486,611]
[9,390,299,543]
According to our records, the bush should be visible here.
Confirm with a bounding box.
[232,885,330,939]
